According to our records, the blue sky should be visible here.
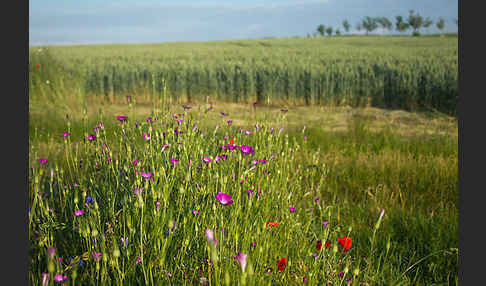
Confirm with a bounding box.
[29,0,458,46]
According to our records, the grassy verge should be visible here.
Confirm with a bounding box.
[29,97,457,285]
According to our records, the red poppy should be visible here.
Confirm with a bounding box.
[325,242,332,249]
[36,63,40,70]
[338,236,352,252]
[266,221,280,228]
[277,257,288,271]
[316,240,322,251]
[229,138,234,145]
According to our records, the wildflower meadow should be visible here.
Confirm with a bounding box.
[29,37,458,285]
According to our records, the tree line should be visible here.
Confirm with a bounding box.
[312,10,456,37]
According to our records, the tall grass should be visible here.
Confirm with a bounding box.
[29,97,457,285]
[29,36,458,115]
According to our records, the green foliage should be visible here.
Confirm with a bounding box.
[29,36,458,115]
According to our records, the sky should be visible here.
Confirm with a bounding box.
[29,0,458,46]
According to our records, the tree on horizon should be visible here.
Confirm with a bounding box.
[317,24,325,37]
[342,19,350,33]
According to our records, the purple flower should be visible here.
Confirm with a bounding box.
[39,158,48,164]
[54,274,67,283]
[314,197,320,203]
[170,158,179,166]
[132,160,138,165]
[266,267,273,274]
[192,209,199,216]
[215,155,222,162]
[289,207,296,213]
[338,272,344,278]
[93,122,104,131]
[303,277,308,283]
[346,278,352,283]
[116,115,127,122]
[92,252,102,261]
[235,252,247,272]
[239,145,255,156]
[132,188,143,196]
[140,172,153,179]
[47,247,56,259]
[136,256,141,264]
[322,221,329,227]
[227,120,232,126]
[86,196,93,204]
[182,105,192,110]
[203,157,211,164]
[88,134,96,141]
[216,192,233,205]
[253,101,258,107]
[247,189,255,195]
[281,109,288,113]
[121,237,128,248]
[221,112,229,117]
[42,273,49,286]
[156,201,161,211]
[60,132,71,138]
[379,208,385,220]
[74,210,84,216]
[205,229,218,247]
[245,130,252,135]
[146,117,153,123]
[143,134,151,141]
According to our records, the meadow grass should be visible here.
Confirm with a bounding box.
[29,93,457,285]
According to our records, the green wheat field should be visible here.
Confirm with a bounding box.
[29,35,458,285]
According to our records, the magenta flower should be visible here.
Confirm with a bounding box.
[47,247,56,259]
[121,237,128,248]
[136,256,141,264]
[146,117,153,123]
[193,209,199,216]
[143,134,151,141]
[74,210,84,216]
[39,158,48,164]
[253,101,258,107]
[53,274,67,283]
[251,241,256,247]
[92,252,102,261]
[170,158,179,166]
[322,221,329,227]
[235,252,248,272]
[156,201,161,211]
[161,144,170,152]
[221,112,229,117]
[132,188,143,196]
[140,172,153,179]
[132,160,138,165]
[60,132,71,138]
[314,197,320,203]
[338,272,344,278]
[246,189,255,195]
[42,273,49,286]
[203,157,211,164]
[245,130,252,135]
[93,122,104,131]
[281,109,288,113]
[239,145,255,156]
[216,192,233,205]
[88,134,96,141]
[116,115,127,122]
[227,120,232,126]
[205,228,218,247]
[289,207,296,213]
[379,208,385,220]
